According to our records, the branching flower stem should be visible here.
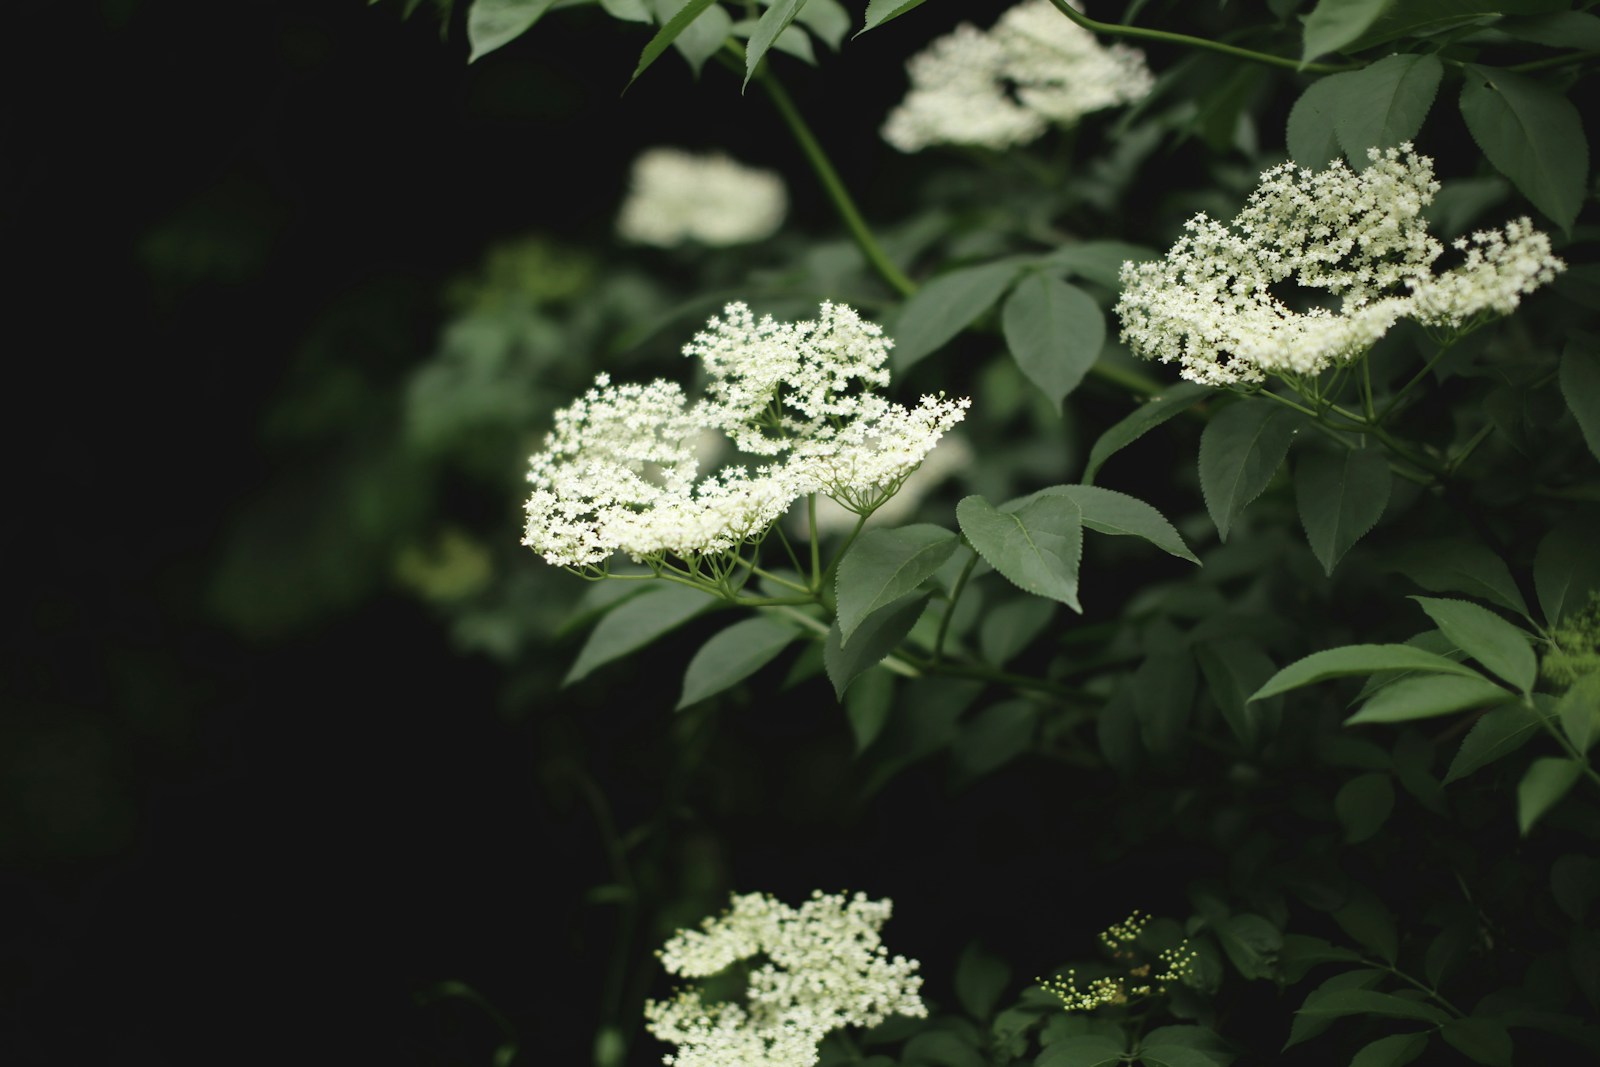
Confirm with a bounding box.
[1043,0,1359,74]
[933,551,979,664]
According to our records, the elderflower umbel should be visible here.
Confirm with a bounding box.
[521,303,969,568]
[617,148,787,248]
[882,0,1153,153]
[644,890,926,1067]
[1115,144,1566,387]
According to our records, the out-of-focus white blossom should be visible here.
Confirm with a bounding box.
[1115,144,1566,387]
[882,0,1153,153]
[521,304,970,568]
[617,148,787,247]
[644,890,926,1067]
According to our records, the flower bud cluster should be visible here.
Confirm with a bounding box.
[644,890,926,1067]
[617,148,788,248]
[1115,144,1566,387]
[882,0,1153,153]
[522,303,969,567]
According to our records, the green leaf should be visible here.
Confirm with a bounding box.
[1215,913,1283,981]
[466,0,562,61]
[1035,1035,1123,1067]
[857,0,927,35]
[1518,757,1584,835]
[1197,639,1280,750]
[954,942,1011,1020]
[1082,382,1212,484]
[1439,1018,1513,1066]
[1350,1032,1429,1067]
[845,667,895,753]
[824,592,929,699]
[1198,398,1305,541]
[1041,485,1199,563]
[1386,539,1530,617]
[1287,75,1348,169]
[1425,922,1471,989]
[796,0,849,50]
[957,492,1085,611]
[1284,969,1387,1047]
[1302,0,1395,61]
[1132,650,1196,758]
[1251,643,1486,702]
[742,0,805,86]
[979,597,1054,667]
[1535,518,1600,626]
[1139,1047,1223,1067]
[1347,673,1516,725]
[1410,596,1537,693]
[664,0,733,74]
[565,584,711,685]
[1278,935,1364,984]
[599,0,652,22]
[1335,772,1395,843]
[1444,702,1543,783]
[1288,989,1447,1049]
[1294,447,1391,575]
[1342,0,1566,54]
[1560,342,1600,461]
[1499,11,1600,50]
[891,262,1022,373]
[677,616,798,709]
[630,0,721,86]
[952,700,1037,784]
[1557,675,1600,755]
[1042,240,1159,290]
[1459,64,1588,232]
[1333,54,1444,166]
[903,1031,984,1067]
[836,524,958,645]
[1551,853,1600,922]
[1002,274,1105,407]
[1334,888,1399,963]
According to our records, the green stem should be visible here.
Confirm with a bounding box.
[1529,695,1600,795]
[1044,0,1360,74]
[1379,340,1456,423]
[1090,358,1165,399]
[933,552,979,664]
[808,494,822,592]
[773,606,922,678]
[1371,960,1466,1020]
[753,65,916,297]
[907,656,1089,700]
[1446,423,1494,475]
[1506,49,1600,74]
[819,511,872,603]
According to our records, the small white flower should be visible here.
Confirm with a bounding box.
[521,304,970,568]
[645,890,927,1067]
[617,148,788,247]
[1115,144,1565,386]
[882,0,1153,153]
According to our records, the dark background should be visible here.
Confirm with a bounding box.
[4,2,975,1063]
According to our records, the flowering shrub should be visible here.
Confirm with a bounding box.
[239,0,1600,1063]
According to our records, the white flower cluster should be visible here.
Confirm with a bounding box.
[1116,144,1566,387]
[617,148,788,248]
[882,0,1153,153]
[644,890,926,1067]
[522,303,970,567]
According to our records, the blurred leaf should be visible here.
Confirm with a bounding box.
[1459,64,1588,232]
[902,1030,984,1067]
[1386,539,1530,617]
[957,491,1085,611]
[1082,382,1212,484]
[1335,773,1395,843]
[1557,675,1600,754]
[979,597,1054,666]
[836,524,958,645]
[1350,1032,1428,1067]
[1444,701,1543,783]
[796,0,849,49]
[678,616,799,709]
[1042,241,1158,289]
[824,593,929,699]
[1409,596,1537,693]
[1439,1018,1513,1066]
[1198,398,1305,541]
[891,262,1022,373]
[1284,969,1387,1046]
[1197,639,1280,749]
[1334,887,1398,963]
[1035,1035,1123,1067]
[1517,757,1583,835]
[467,0,561,61]
[954,942,1011,1020]
[1290,989,1448,1048]
[952,700,1037,785]
[1341,0,1565,53]
[1560,343,1600,462]
[1498,11,1600,49]
[566,584,711,685]
[1551,853,1600,922]
[1425,920,1472,988]
[1279,935,1363,984]
[845,667,895,753]
[1214,913,1282,980]
[1294,446,1391,575]
[1139,1046,1223,1067]
[1535,518,1600,626]
[1252,643,1486,701]
[1302,0,1394,61]
[631,0,720,85]
[1133,650,1196,758]
[1347,674,1516,725]
[1002,273,1105,407]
